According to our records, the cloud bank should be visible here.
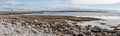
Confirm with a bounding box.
[71,0,120,4]
[0,0,11,3]
[0,5,91,11]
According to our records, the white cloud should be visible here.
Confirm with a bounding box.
[0,4,119,11]
[0,5,91,11]
[71,0,120,4]
[0,0,11,3]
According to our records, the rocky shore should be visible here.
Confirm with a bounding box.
[0,12,120,36]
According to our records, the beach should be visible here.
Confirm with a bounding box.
[0,12,120,36]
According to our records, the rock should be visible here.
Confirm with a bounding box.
[111,33,117,36]
[101,28,108,32]
[72,22,77,25]
[107,30,116,33]
[84,32,92,36]
[0,17,118,36]
[87,25,92,27]
[102,32,108,35]
[100,23,106,25]
[117,31,120,36]
[86,25,92,30]
[72,34,83,36]
[78,34,84,36]
[95,33,102,36]
[15,30,21,34]
[111,26,118,28]
[91,29,100,32]
[91,26,101,32]
[114,27,120,30]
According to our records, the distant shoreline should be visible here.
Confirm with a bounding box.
[0,12,101,22]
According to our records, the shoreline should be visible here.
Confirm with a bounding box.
[0,12,120,36]
[0,12,100,22]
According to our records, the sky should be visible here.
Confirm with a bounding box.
[0,0,120,11]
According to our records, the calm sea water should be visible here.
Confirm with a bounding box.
[30,12,120,19]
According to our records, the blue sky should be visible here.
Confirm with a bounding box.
[0,0,120,11]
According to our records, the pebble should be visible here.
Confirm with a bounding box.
[0,19,119,36]
[100,23,106,25]
[117,31,120,36]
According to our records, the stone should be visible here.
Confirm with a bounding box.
[91,26,101,32]
[114,27,120,30]
[87,25,92,27]
[95,33,102,36]
[78,34,84,36]
[117,31,120,36]
[102,32,108,35]
[100,23,106,25]
[111,26,118,28]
